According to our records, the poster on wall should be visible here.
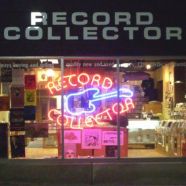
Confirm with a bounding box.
[0,96,9,111]
[25,123,48,138]
[64,144,77,159]
[1,83,9,95]
[24,90,36,106]
[12,69,24,85]
[0,68,12,82]
[11,86,24,108]
[64,130,81,144]
[10,135,25,158]
[24,75,36,89]
[10,108,25,131]
[82,129,102,149]
[102,131,124,146]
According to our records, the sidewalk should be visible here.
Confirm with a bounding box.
[0,158,186,186]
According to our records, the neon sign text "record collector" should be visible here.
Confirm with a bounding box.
[47,73,135,129]
[47,72,113,94]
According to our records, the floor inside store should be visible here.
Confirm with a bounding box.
[128,149,168,158]
[25,148,168,159]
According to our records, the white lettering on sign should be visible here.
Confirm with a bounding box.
[72,12,88,25]
[52,12,67,25]
[136,12,153,25]
[4,27,20,40]
[123,27,139,40]
[31,12,47,25]
[30,11,153,26]
[1,11,184,41]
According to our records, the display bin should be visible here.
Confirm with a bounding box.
[156,120,186,157]
[163,121,172,154]
[177,120,184,157]
[181,121,186,157]
[172,120,184,157]
[157,120,178,156]
[128,119,159,149]
[168,121,179,156]
[155,120,168,155]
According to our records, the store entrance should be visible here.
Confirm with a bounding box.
[0,58,186,159]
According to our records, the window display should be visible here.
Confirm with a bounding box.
[0,59,185,159]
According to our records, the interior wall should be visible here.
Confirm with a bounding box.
[162,62,175,119]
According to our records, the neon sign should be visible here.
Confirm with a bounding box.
[48,98,134,129]
[47,72,135,129]
[64,88,133,116]
[47,73,113,95]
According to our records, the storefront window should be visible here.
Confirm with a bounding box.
[62,59,133,158]
[0,59,186,159]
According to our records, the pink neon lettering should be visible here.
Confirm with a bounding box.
[77,73,90,85]
[47,73,114,94]
[65,74,77,87]
[62,76,68,89]
[112,98,134,114]
[47,82,60,95]
[48,99,134,128]
[95,109,113,125]
[125,98,135,109]
[65,115,75,128]
[48,109,74,127]
[102,77,113,89]
[70,116,83,129]
[57,115,62,126]
[48,109,61,121]
[91,74,101,87]
[112,103,126,114]
[85,116,95,127]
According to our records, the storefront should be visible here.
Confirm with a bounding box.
[0,0,186,160]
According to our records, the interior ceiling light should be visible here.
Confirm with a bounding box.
[146,64,152,70]
[175,80,183,84]
[46,69,55,77]
[40,59,59,64]
[112,63,131,68]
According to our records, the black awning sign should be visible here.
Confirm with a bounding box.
[0,1,186,56]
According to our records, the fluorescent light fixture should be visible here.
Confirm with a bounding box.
[112,63,131,68]
[40,59,59,64]
[175,80,183,84]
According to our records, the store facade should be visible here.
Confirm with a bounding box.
[0,0,186,159]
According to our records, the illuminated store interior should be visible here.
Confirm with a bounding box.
[0,58,186,159]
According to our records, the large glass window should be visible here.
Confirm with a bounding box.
[0,58,186,159]
[62,59,126,158]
